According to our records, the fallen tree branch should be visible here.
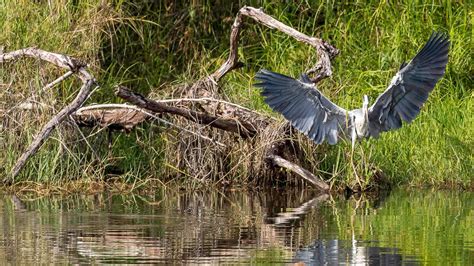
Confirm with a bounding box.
[267,155,329,191]
[156,97,274,119]
[116,6,339,190]
[210,6,339,83]
[73,104,149,132]
[0,47,95,179]
[116,86,257,138]
[73,103,225,147]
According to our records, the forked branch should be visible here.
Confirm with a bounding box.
[0,47,96,179]
[210,6,339,83]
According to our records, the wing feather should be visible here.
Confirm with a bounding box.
[255,69,348,145]
[368,32,449,137]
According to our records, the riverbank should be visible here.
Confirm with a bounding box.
[1,1,472,191]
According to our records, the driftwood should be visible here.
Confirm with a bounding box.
[73,104,148,132]
[267,155,329,191]
[210,6,338,83]
[115,6,338,191]
[4,6,338,191]
[0,48,96,179]
[116,86,258,138]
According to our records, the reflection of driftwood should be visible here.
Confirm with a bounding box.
[269,193,329,225]
[0,48,96,179]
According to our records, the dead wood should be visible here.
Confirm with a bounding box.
[267,155,329,191]
[116,86,258,138]
[116,6,338,190]
[209,6,339,83]
[0,47,95,179]
[2,6,339,191]
[73,105,148,132]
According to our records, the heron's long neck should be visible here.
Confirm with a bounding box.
[362,95,369,124]
[359,95,369,136]
[362,95,369,116]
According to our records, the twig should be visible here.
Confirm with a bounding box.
[210,6,339,83]
[41,70,74,91]
[9,70,75,112]
[0,47,95,179]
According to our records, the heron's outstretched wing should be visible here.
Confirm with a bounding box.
[255,69,348,145]
[368,32,449,137]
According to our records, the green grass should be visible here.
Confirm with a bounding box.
[0,0,472,189]
[222,0,473,188]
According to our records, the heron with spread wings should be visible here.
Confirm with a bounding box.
[255,32,450,147]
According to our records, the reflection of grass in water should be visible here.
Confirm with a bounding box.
[250,248,290,265]
[314,190,474,264]
[2,190,472,264]
[0,1,472,188]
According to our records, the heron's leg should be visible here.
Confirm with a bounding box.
[349,142,362,190]
[107,128,114,157]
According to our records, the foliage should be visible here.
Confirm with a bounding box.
[0,0,471,189]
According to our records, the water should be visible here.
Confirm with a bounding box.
[0,189,472,265]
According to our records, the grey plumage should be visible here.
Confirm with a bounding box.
[254,32,449,145]
[368,32,450,137]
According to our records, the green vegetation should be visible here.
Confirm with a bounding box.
[0,1,472,190]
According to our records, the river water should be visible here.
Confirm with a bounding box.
[0,189,472,264]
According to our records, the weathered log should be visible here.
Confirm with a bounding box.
[73,105,148,132]
[116,86,258,138]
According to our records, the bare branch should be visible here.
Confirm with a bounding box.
[267,154,329,191]
[41,70,74,91]
[0,47,96,179]
[78,103,225,147]
[0,47,88,79]
[116,86,257,138]
[210,6,339,83]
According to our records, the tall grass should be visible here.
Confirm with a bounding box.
[222,0,473,188]
[0,1,471,189]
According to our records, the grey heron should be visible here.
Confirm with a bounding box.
[255,32,449,146]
